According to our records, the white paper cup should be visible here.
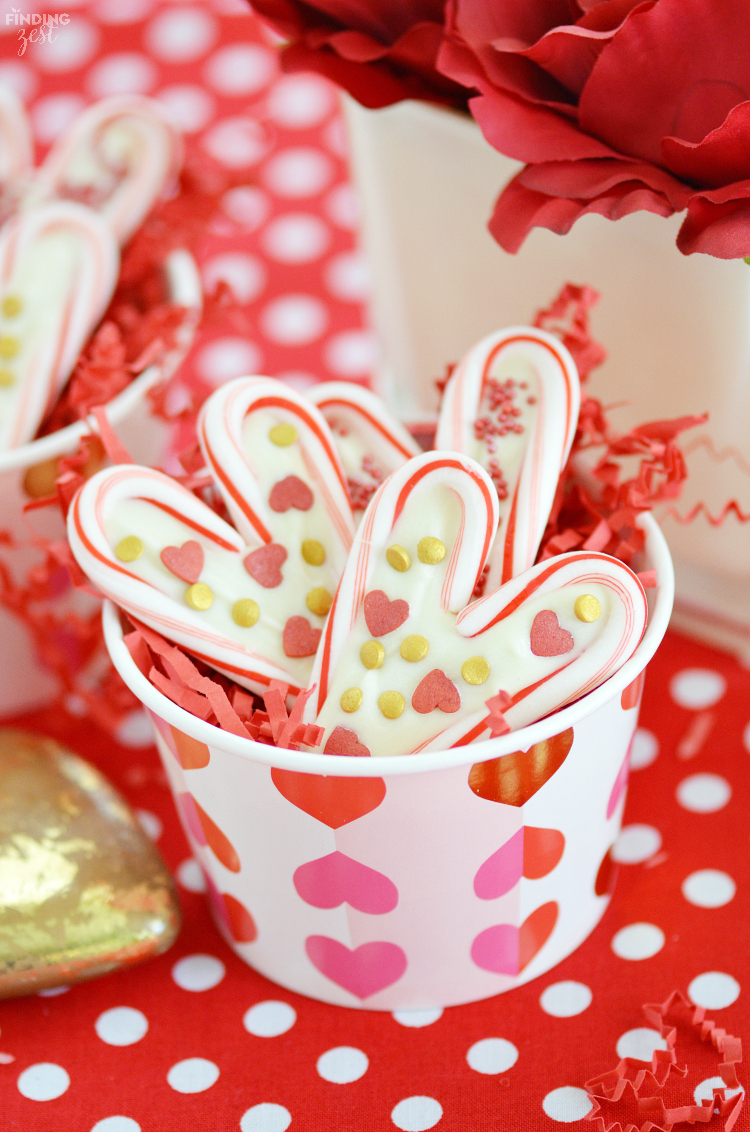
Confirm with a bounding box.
[104,514,672,1010]
[0,250,202,716]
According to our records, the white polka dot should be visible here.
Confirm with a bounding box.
[240,1104,292,1132]
[542,1087,593,1123]
[325,252,370,301]
[203,43,277,97]
[203,116,269,168]
[86,53,157,98]
[612,824,662,865]
[277,371,317,393]
[202,253,266,305]
[466,1038,518,1074]
[316,1046,369,1084]
[38,985,69,997]
[116,709,153,748]
[630,727,659,769]
[689,971,740,1009]
[392,1008,443,1028]
[682,869,736,908]
[156,85,214,133]
[31,93,87,144]
[171,953,225,992]
[260,294,328,345]
[135,809,162,841]
[144,8,218,64]
[95,1007,149,1047]
[611,923,665,961]
[322,116,348,158]
[391,1096,443,1131]
[615,1028,667,1061]
[222,186,270,231]
[266,74,335,128]
[94,0,154,23]
[261,213,330,263]
[677,773,731,813]
[243,1001,296,1038]
[539,982,592,1018]
[670,668,726,709]
[176,858,206,893]
[196,337,262,385]
[263,147,333,198]
[325,183,359,229]
[17,1063,70,1101]
[167,1058,219,1094]
[694,1076,743,1106]
[64,692,88,718]
[31,19,100,73]
[0,61,37,100]
[324,329,378,377]
[91,1118,141,1132]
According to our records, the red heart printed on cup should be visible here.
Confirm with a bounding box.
[306,452,647,757]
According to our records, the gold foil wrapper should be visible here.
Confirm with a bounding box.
[0,730,180,998]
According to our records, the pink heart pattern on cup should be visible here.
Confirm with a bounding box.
[294,851,398,914]
[305,936,407,1000]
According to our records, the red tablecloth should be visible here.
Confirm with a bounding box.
[1,5,749,1131]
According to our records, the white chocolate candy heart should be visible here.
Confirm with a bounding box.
[308,382,421,517]
[0,201,119,451]
[435,326,580,588]
[30,95,182,246]
[306,451,646,757]
[69,378,358,695]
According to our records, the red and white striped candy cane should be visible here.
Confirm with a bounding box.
[436,326,580,588]
[0,200,118,451]
[31,95,182,245]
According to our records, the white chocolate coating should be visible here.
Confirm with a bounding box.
[307,452,646,757]
[435,326,580,588]
[0,201,119,451]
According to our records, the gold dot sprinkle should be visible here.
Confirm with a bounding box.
[418,536,446,565]
[306,586,333,617]
[269,422,298,447]
[360,640,385,670]
[0,369,14,387]
[233,598,260,627]
[386,544,411,572]
[340,687,363,713]
[400,634,429,663]
[0,335,19,360]
[186,582,213,611]
[1,295,21,318]
[462,657,490,685]
[301,539,326,566]
[115,535,143,563]
[575,594,601,623]
[378,691,405,719]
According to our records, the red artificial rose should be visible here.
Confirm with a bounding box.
[250,0,467,108]
[438,0,750,258]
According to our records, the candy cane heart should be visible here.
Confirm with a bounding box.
[0,201,119,451]
[436,326,580,589]
[68,464,336,695]
[305,450,500,745]
[198,376,355,597]
[308,382,421,518]
[30,95,182,245]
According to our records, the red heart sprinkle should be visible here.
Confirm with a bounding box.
[529,610,574,657]
[324,726,371,757]
[160,539,204,584]
[412,669,461,715]
[244,543,287,588]
[363,590,409,636]
[269,475,314,513]
[283,615,322,657]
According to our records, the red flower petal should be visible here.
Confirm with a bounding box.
[677,182,750,258]
[662,100,750,189]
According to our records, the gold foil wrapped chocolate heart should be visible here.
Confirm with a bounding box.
[0,730,180,998]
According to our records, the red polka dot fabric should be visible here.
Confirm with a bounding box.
[1,5,749,1132]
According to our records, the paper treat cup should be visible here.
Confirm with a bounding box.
[0,250,201,716]
[104,514,673,1010]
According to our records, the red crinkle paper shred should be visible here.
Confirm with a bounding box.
[585,991,743,1132]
